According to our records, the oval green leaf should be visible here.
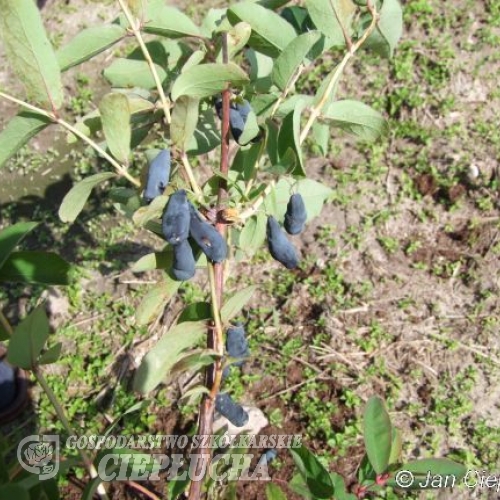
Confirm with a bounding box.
[7,305,50,369]
[59,172,116,223]
[289,445,335,499]
[321,99,386,142]
[103,58,167,89]
[305,0,356,46]
[0,221,38,270]
[272,31,322,91]
[136,278,181,326]
[171,96,200,150]
[57,25,126,71]
[221,285,258,324]
[364,396,392,474]
[99,93,132,164]
[171,63,249,101]
[363,0,403,58]
[0,251,71,285]
[133,321,206,393]
[144,3,201,38]
[0,112,52,169]
[0,0,64,108]
[228,2,296,58]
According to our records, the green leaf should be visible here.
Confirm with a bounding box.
[133,321,206,393]
[132,195,167,228]
[278,101,307,177]
[57,25,126,71]
[404,458,467,477]
[171,96,200,150]
[0,323,8,342]
[0,0,64,108]
[305,0,356,46]
[389,427,402,465]
[364,0,403,58]
[144,3,202,38]
[232,141,262,182]
[38,342,62,365]
[239,213,267,257]
[330,472,356,500]
[0,485,30,500]
[289,474,314,499]
[0,112,52,169]
[364,396,392,474]
[246,48,274,92]
[0,221,38,270]
[238,108,260,145]
[321,100,386,141]
[225,22,252,60]
[168,476,191,500]
[127,0,148,21]
[0,251,71,285]
[7,305,49,369]
[99,93,131,164]
[272,31,322,91]
[221,285,257,323]
[313,66,341,107]
[131,251,171,273]
[136,278,181,326]
[58,172,116,223]
[388,459,467,490]
[186,102,221,155]
[178,302,212,323]
[228,2,296,58]
[103,58,167,89]
[312,122,330,156]
[171,63,249,100]
[263,177,333,222]
[171,349,219,375]
[258,0,291,8]
[289,445,335,499]
[265,484,287,500]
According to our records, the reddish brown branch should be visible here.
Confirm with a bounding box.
[187,33,230,500]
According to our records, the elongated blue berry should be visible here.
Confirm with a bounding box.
[189,205,227,263]
[267,216,299,269]
[171,240,196,281]
[215,393,249,427]
[260,449,278,464]
[143,149,171,203]
[226,324,249,367]
[0,360,16,411]
[284,193,307,235]
[162,190,190,245]
[215,97,253,144]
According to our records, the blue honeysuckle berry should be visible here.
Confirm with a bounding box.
[143,149,171,203]
[267,216,299,269]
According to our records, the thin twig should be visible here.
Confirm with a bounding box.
[117,0,171,124]
[33,367,109,500]
[187,32,230,500]
[125,480,161,500]
[0,310,14,336]
[181,151,203,198]
[299,2,380,144]
[329,0,353,50]
[0,91,140,187]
